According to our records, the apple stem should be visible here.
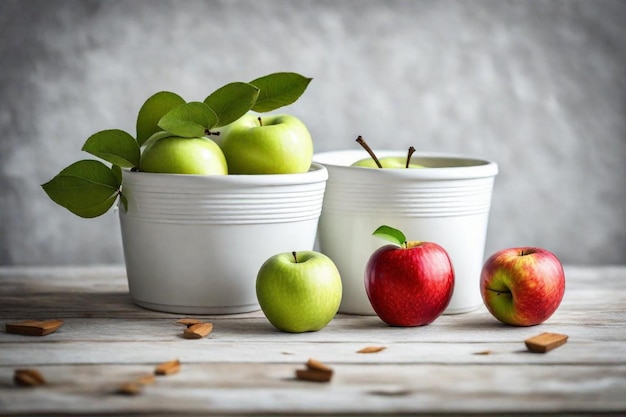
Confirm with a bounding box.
[292,251,298,263]
[204,129,221,136]
[355,136,383,168]
[406,146,416,168]
[487,288,512,296]
[258,117,263,127]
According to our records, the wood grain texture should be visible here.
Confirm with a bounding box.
[0,265,625,416]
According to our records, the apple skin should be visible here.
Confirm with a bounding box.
[256,251,342,333]
[480,247,565,326]
[139,136,228,175]
[352,156,424,169]
[220,113,313,174]
[365,241,454,327]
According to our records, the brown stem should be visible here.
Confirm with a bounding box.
[292,251,298,263]
[487,288,512,296]
[355,136,383,168]
[258,117,263,127]
[406,146,416,168]
[204,129,221,136]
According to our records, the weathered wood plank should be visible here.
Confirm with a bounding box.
[1,313,624,344]
[0,363,624,415]
[1,339,624,367]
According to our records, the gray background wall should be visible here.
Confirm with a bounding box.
[1,0,625,266]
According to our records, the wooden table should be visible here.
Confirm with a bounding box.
[0,265,624,416]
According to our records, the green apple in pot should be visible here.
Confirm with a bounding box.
[220,113,313,174]
[139,136,228,175]
[352,156,424,169]
[256,251,342,333]
[351,136,424,169]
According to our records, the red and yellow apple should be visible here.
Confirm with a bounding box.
[480,247,565,326]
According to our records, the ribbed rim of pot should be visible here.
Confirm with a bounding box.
[122,162,328,188]
[119,163,328,224]
[313,150,498,179]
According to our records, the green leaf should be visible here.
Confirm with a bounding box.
[136,91,186,146]
[111,164,123,184]
[75,193,120,218]
[158,102,218,138]
[82,129,140,168]
[118,192,128,212]
[249,72,312,112]
[372,225,407,247]
[41,160,121,218]
[204,82,260,127]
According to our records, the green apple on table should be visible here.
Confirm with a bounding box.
[256,251,342,333]
[220,113,313,174]
[139,136,228,175]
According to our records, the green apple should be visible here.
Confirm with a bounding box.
[352,157,424,169]
[256,251,342,333]
[352,136,423,169]
[220,113,313,174]
[139,136,228,175]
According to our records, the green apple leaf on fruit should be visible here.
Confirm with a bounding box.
[136,91,186,147]
[111,164,123,184]
[41,160,121,218]
[81,129,140,168]
[204,82,260,127]
[373,225,407,247]
[250,72,312,112]
[158,102,218,138]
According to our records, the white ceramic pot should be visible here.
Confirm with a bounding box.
[118,164,328,314]
[314,150,498,315]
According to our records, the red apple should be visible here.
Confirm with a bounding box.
[480,247,565,326]
[365,226,455,327]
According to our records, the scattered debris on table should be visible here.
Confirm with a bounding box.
[116,374,155,396]
[357,346,387,354]
[295,358,333,383]
[5,319,64,336]
[183,322,214,339]
[14,368,46,386]
[177,318,214,339]
[155,359,181,376]
[525,332,568,353]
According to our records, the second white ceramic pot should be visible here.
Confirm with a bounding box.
[314,150,498,315]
